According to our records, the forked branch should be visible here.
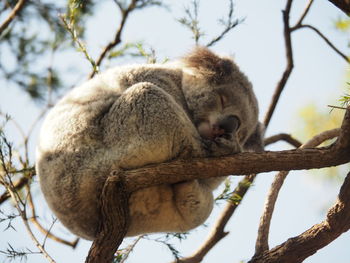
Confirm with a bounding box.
[249,170,350,263]
[254,128,341,255]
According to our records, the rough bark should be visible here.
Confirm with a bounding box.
[85,172,129,263]
[86,107,349,263]
[249,171,350,263]
[328,0,350,14]
[120,107,349,193]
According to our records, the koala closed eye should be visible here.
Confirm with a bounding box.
[219,94,228,109]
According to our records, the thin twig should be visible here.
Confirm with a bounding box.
[328,104,348,110]
[292,0,314,29]
[0,143,56,263]
[0,0,27,35]
[119,235,144,263]
[26,185,79,248]
[60,14,99,75]
[254,128,341,255]
[206,0,242,47]
[298,24,349,63]
[90,0,138,78]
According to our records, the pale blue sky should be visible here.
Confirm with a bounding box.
[0,1,349,263]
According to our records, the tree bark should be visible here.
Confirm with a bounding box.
[328,0,350,14]
[120,107,349,193]
[85,172,129,263]
[85,107,350,263]
[249,171,350,263]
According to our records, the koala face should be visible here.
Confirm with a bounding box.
[192,86,257,146]
[180,47,259,149]
[194,92,241,140]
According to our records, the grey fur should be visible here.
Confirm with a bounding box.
[36,47,262,240]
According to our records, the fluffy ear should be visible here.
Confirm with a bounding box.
[243,122,265,152]
[182,47,234,84]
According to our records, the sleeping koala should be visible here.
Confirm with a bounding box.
[36,47,263,240]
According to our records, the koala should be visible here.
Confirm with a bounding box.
[36,47,263,240]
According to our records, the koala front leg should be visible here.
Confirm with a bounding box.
[204,134,242,157]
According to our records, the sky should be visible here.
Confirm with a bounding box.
[0,0,350,263]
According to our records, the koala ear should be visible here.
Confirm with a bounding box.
[182,47,234,84]
[243,122,265,152]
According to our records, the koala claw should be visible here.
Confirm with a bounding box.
[204,136,241,157]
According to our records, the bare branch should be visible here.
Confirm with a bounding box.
[327,0,350,15]
[85,172,129,263]
[249,169,350,263]
[90,6,132,77]
[255,128,340,255]
[206,0,242,47]
[26,185,79,248]
[0,142,56,263]
[177,0,203,46]
[0,0,27,35]
[0,174,32,204]
[264,133,302,148]
[91,0,164,78]
[292,0,314,29]
[298,24,349,63]
[263,0,294,128]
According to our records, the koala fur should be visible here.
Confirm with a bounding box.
[36,47,262,240]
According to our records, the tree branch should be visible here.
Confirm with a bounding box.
[0,0,27,35]
[122,106,349,192]
[249,169,350,263]
[90,0,165,78]
[254,128,340,255]
[26,185,79,248]
[264,133,302,148]
[327,0,350,15]
[85,172,129,263]
[263,0,294,128]
[89,4,132,78]
[297,24,349,63]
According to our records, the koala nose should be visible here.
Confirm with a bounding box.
[218,115,240,134]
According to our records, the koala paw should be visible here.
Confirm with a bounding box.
[203,136,242,157]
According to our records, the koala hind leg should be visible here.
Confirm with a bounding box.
[173,180,215,230]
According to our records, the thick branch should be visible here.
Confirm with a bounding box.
[85,172,129,263]
[254,128,340,255]
[327,0,350,14]
[249,170,350,263]
[124,143,349,193]
[123,107,349,193]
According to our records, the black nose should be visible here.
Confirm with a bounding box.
[218,115,240,133]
